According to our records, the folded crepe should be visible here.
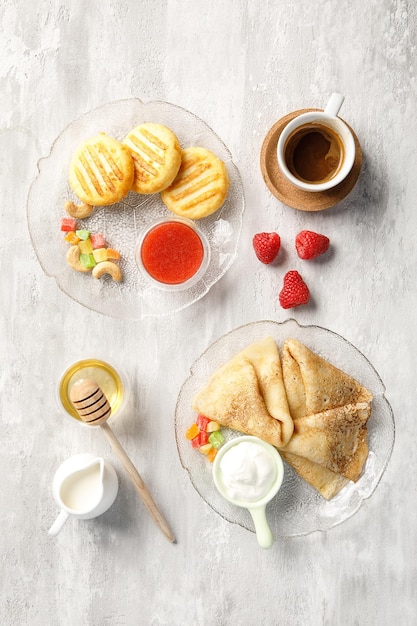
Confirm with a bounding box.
[192,336,294,447]
[281,338,373,420]
[280,339,373,498]
[279,451,349,500]
[281,402,370,481]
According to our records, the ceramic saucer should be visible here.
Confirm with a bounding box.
[260,108,362,211]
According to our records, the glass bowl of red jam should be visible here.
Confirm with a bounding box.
[135,217,211,291]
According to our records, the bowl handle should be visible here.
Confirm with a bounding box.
[248,506,274,549]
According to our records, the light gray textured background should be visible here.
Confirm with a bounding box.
[1,1,415,624]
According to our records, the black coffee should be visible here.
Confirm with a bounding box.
[284,123,344,184]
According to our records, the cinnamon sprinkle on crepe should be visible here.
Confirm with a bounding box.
[192,337,294,448]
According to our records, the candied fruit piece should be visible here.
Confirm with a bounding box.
[196,414,210,432]
[75,229,90,241]
[192,431,209,448]
[90,233,106,249]
[207,447,218,463]
[197,431,209,446]
[64,231,80,244]
[92,248,108,263]
[199,444,212,455]
[191,435,201,449]
[61,217,77,232]
[106,248,121,260]
[206,420,220,432]
[208,431,224,449]
[186,423,200,440]
[78,239,93,254]
[80,253,96,269]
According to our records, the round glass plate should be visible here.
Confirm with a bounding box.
[175,319,395,537]
[27,99,245,320]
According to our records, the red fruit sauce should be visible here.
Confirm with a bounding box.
[140,221,205,285]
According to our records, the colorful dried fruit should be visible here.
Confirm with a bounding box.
[64,231,80,244]
[196,414,210,431]
[75,229,90,241]
[208,431,225,449]
[106,248,121,260]
[92,248,108,263]
[78,238,93,255]
[186,423,200,440]
[90,233,106,249]
[79,253,96,269]
[186,415,224,461]
[207,447,218,463]
[61,217,77,232]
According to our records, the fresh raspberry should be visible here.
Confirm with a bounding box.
[295,230,330,260]
[252,232,281,264]
[279,270,310,309]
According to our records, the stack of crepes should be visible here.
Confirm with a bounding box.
[192,337,373,499]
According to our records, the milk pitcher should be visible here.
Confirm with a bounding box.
[48,453,118,536]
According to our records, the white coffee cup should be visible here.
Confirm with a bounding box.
[277,93,355,192]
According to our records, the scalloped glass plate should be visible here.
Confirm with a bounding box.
[27,99,244,319]
[175,319,395,537]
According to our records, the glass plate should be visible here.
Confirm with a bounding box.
[175,319,395,537]
[27,99,245,320]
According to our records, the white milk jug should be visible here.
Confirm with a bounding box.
[48,453,118,536]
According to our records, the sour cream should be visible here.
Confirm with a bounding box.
[218,441,277,503]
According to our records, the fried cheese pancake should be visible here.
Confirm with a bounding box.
[123,123,182,194]
[193,337,294,448]
[68,133,134,206]
[161,147,229,219]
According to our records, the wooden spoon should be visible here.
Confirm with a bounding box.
[70,379,175,543]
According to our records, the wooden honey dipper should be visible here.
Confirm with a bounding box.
[70,378,175,543]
